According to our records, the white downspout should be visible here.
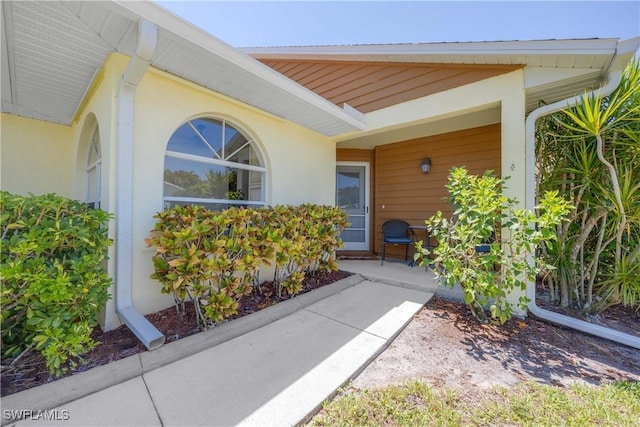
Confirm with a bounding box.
[525,70,640,349]
[116,20,165,350]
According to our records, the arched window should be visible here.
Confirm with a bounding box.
[86,126,101,209]
[163,117,267,210]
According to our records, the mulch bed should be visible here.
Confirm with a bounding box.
[535,282,639,338]
[1,270,352,397]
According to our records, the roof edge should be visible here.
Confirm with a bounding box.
[241,38,623,57]
[112,1,365,133]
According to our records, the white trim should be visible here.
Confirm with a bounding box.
[163,196,266,206]
[86,160,101,171]
[112,1,366,131]
[165,150,267,173]
[244,39,621,58]
[336,161,370,251]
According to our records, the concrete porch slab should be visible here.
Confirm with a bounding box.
[339,259,442,292]
[306,280,429,339]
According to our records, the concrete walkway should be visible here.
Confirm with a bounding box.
[4,273,433,427]
[338,259,441,292]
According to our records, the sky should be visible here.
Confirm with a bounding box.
[155,1,640,48]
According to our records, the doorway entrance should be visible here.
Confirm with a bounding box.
[336,162,370,251]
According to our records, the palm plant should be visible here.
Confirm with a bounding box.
[536,59,640,311]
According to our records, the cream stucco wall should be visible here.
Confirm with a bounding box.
[70,55,123,330]
[2,52,338,330]
[103,54,337,317]
[4,50,529,328]
[0,114,74,197]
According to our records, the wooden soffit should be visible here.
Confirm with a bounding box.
[258,59,522,113]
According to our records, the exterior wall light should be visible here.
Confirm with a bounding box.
[421,158,431,174]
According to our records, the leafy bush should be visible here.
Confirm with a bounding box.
[415,167,571,324]
[147,206,274,325]
[271,204,348,297]
[147,204,348,327]
[1,192,113,376]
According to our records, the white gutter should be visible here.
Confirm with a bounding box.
[111,1,365,135]
[115,19,165,350]
[525,66,640,348]
[244,38,621,54]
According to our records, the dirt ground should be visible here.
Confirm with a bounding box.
[352,297,640,394]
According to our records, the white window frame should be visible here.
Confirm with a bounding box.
[163,118,267,209]
[85,125,101,209]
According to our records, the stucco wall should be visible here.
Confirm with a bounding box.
[2,53,338,328]
[104,54,337,316]
[3,51,528,326]
[0,114,74,197]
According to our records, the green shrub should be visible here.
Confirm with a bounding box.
[1,192,113,376]
[271,204,348,297]
[416,167,571,324]
[146,205,274,326]
[146,204,348,327]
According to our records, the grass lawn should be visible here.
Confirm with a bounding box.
[311,380,639,426]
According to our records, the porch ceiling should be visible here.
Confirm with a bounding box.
[336,105,502,149]
[1,1,363,136]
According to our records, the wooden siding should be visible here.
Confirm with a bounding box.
[374,124,501,258]
[336,149,375,252]
[257,60,520,113]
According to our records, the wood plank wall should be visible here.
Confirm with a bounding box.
[258,60,520,113]
[373,124,502,258]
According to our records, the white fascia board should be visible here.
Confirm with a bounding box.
[244,39,620,58]
[111,1,365,132]
[607,37,640,72]
[524,67,601,89]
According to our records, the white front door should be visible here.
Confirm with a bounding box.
[336,162,370,251]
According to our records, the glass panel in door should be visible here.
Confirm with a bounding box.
[336,164,369,251]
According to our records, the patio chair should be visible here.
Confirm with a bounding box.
[381,220,416,265]
[474,232,496,254]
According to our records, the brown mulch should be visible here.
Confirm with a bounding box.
[535,282,639,337]
[0,270,351,397]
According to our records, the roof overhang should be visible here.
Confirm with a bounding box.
[1,1,365,136]
[245,38,640,114]
[3,0,638,139]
